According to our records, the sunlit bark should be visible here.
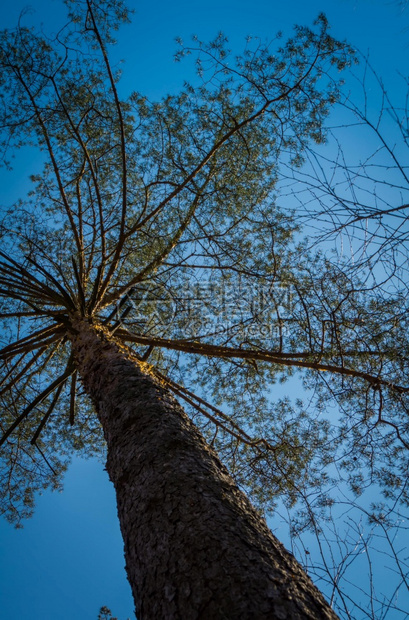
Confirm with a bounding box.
[70,317,338,619]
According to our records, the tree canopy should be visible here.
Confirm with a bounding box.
[0,0,408,617]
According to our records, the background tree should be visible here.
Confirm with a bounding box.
[275,44,409,619]
[0,0,408,617]
[98,606,119,620]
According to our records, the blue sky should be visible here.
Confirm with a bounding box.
[0,0,408,619]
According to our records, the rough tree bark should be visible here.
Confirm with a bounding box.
[69,316,338,620]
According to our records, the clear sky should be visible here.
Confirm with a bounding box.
[0,0,408,619]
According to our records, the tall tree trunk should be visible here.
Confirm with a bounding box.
[69,317,338,620]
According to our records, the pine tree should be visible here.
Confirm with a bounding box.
[1,1,408,617]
